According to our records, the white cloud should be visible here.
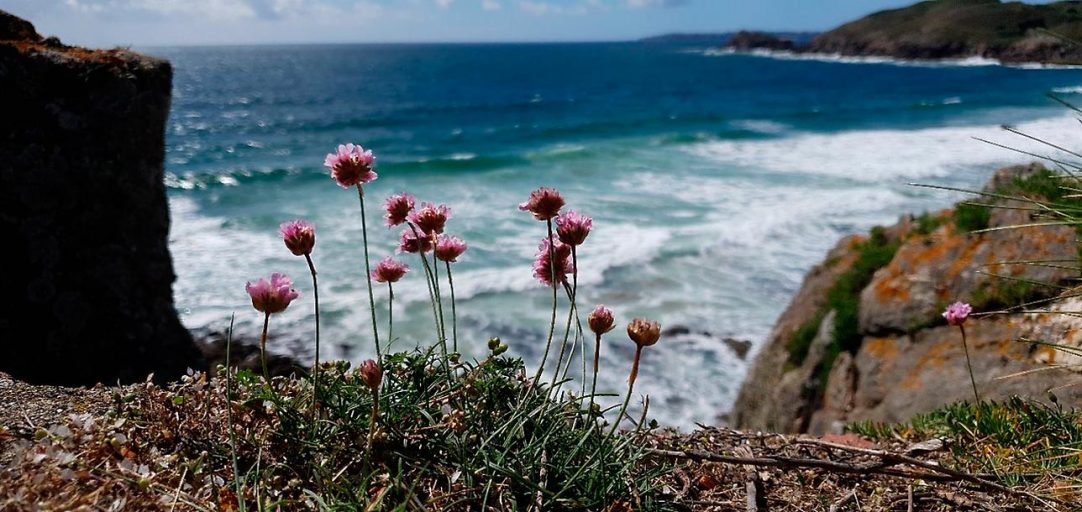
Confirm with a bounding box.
[435,0,454,7]
[626,0,687,8]
[128,0,257,20]
[481,0,501,11]
[61,0,258,21]
[517,0,588,16]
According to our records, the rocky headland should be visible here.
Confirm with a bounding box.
[723,0,1082,65]
[733,163,1082,434]
[0,11,206,384]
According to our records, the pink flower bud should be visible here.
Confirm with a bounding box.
[398,229,434,254]
[532,237,574,287]
[434,235,467,263]
[519,187,565,221]
[370,257,409,283]
[408,202,451,235]
[384,193,416,227]
[279,219,315,256]
[555,210,592,246]
[943,302,972,326]
[588,305,615,336]
[358,359,382,390]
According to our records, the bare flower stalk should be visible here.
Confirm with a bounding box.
[431,245,447,344]
[960,324,980,403]
[590,332,602,416]
[944,302,979,403]
[611,344,643,436]
[223,315,246,512]
[611,318,660,435]
[304,253,321,413]
[387,282,395,344]
[551,248,579,390]
[532,219,560,388]
[446,261,459,353]
[408,223,447,352]
[259,312,270,381]
[356,186,382,359]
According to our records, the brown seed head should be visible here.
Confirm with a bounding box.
[627,318,661,347]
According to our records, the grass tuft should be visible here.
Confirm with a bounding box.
[847,398,1082,492]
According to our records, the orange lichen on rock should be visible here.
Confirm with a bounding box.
[862,336,899,361]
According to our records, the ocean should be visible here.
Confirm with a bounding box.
[150,42,1082,429]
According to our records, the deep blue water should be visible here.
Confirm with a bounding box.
[150,42,1082,428]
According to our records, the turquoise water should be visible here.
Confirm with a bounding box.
[152,43,1082,428]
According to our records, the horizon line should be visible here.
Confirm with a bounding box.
[119,30,818,50]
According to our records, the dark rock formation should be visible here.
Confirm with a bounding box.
[192,327,304,378]
[726,31,796,52]
[0,11,204,385]
[805,0,1082,65]
[662,326,753,359]
[0,10,39,42]
[722,1,1082,65]
[732,164,1082,434]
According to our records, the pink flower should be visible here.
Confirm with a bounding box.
[519,187,565,221]
[555,210,592,246]
[408,202,451,235]
[245,273,299,314]
[358,359,382,390]
[279,219,315,256]
[434,235,467,263]
[588,305,615,336]
[384,193,416,227]
[324,143,377,188]
[398,229,434,254]
[532,237,574,287]
[943,302,972,326]
[370,257,409,283]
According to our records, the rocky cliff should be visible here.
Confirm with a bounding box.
[0,11,204,384]
[809,0,1082,64]
[724,1,1082,65]
[733,164,1082,434]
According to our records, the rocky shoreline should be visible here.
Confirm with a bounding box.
[732,164,1082,434]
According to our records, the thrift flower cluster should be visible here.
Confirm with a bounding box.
[240,141,666,436]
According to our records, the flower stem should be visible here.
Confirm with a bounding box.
[387,282,394,347]
[363,387,380,475]
[532,219,559,389]
[550,287,576,392]
[224,315,244,510]
[446,262,458,354]
[960,325,980,403]
[304,253,321,415]
[552,247,579,390]
[610,344,643,436]
[590,332,601,418]
[356,186,382,359]
[259,312,270,382]
[409,224,446,353]
[432,244,447,342]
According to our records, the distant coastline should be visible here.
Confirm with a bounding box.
[638,31,818,46]
[645,0,1082,66]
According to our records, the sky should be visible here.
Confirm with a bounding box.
[0,0,1020,46]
